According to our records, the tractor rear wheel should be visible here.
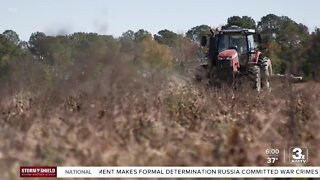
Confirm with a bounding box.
[249,65,261,91]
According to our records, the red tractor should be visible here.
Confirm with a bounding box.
[196,26,273,91]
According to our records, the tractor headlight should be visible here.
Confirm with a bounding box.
[218,56,233,60]
[226,56,233,60]
[218,56,233,61]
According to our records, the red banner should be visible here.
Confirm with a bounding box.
[20,166,57,178]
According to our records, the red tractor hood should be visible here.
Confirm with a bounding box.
[218,49,238,59]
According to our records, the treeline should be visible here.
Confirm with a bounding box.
[0,13,320,86]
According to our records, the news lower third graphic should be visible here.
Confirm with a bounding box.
[19,166,320,178]
[19,147,317,178]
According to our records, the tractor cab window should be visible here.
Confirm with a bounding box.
[218,34,247,54]
[248,34,256,51]
[218,35,229,52]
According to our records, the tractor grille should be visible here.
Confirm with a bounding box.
[217,60,231,68]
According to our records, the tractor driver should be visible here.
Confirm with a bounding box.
[238,38,247,54]
[233,37,248,65]
[231,36,247,54]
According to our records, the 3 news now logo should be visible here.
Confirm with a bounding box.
[289,147,308,164]
[20,166,57,178]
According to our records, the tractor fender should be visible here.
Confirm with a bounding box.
[251,51,262,63]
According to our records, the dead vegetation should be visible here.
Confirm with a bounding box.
[0,37,319,180]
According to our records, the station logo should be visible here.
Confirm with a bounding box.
[289,147,308,164]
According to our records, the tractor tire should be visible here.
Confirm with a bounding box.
[260,58,272,90]
[249,65,261,91]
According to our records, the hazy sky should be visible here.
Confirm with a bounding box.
[1,0,319,41]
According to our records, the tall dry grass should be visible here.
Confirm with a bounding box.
[0,35,319,180]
